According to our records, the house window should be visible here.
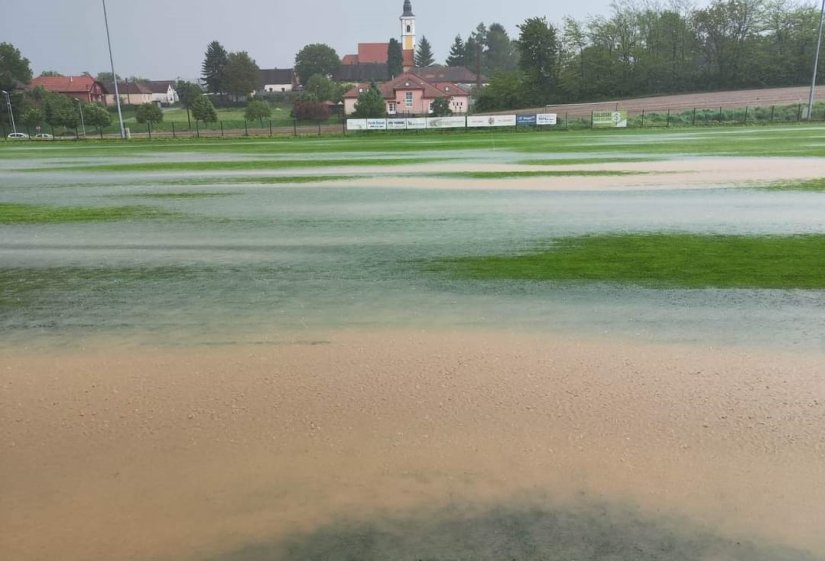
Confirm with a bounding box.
[405,92,413,108]
[388,102,397,114]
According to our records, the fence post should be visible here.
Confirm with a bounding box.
[770,106,775,122]
[293,119,297,137]
[99,127,103,140]
[318,121,321,136]
[590,111,594,129]
[195,121,200,138]
[641,110,645,128]
[172,122,176,139]
[719,107,723,123]
[221,121,225,137]
[666,108,671,128]
[797,104,802,121]
[244,120,248,137]
[75,127,79,141]
[269,119,273,137]
[692,108,696,126]
[744,106,748,123]
[147,122,152,139]
[565,112,569,130]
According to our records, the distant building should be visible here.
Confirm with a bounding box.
[144,81,179,106]
[409,66,487,92]
[104,81,154,107]
[28,75,107,103]
[341,1,417,78]
[342,72,469,116]
[258,69,298,93]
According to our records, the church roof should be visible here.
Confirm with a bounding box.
[409,65,486,84]
[402,0,414,17]
[357,43,390,64]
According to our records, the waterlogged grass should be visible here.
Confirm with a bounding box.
[20,157,446,174]
[432,170,642,179]
[765,177,825,192]
[0,203,173,224]
[160,175,353,186]
[126,192,235,199]
[431,233,825,289]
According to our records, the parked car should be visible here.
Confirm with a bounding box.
[7,132,29,140]
[33,133,54,140]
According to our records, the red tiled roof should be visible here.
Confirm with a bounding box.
[30,75,99,94]
[343,72,469,100]
[342,54,359,65]
[357,43,389,64]
[402,49,414,68]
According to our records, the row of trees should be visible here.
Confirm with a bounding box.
[201,41,260,100]
[476,0,825,111]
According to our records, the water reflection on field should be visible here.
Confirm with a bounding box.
[2,164,825,350]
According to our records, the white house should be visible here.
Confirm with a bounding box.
[259,69,297,93]
[145,81,179,106]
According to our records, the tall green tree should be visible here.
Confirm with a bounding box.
[245,99,271,125]
[304,74,339,101]
[224,51,260,100]
[430,97,453,116]
[388,38,404,77]
[485,23,519,74]
[0,42,32,92]
[201,41,229,95]
[96,71,120,83]
[415,36,435,67]
[516,17,559,105]
[294,44,341,83]
[446,35,467,66]
[352,83,386,118]
[43,93,79,129]
[175,80,202,128]
[39,70,63,77]
[465,24,488,76]
[191,95,218,123]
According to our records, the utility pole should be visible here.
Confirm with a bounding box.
[807,0,825,120]
[102,0,126,138]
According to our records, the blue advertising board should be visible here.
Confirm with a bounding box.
[516,115,537,126]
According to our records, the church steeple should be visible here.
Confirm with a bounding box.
[401,0,416,55]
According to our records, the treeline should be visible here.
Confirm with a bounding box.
[454,0,824,111]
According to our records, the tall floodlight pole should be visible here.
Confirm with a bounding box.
[807,0,825,120]
[2,90,17,134]
[75,99,86,136]
[102,0,126,138]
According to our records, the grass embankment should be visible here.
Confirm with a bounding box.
[0,203,172,224]
[431,234,825,289]
[2,125,824,161]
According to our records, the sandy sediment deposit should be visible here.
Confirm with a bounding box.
[2,329,824,561]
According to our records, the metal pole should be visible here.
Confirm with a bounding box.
[808,0,825,120]
[2,90,17,134]
[75,99,86,137]
[102,0,126,138]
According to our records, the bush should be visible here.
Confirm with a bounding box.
[292,99,331,121]
[135,103,163,124]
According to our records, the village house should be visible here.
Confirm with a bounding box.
[343,72,469,116]
[28,75,107,103]
[104,81,154,107]
[409,66,487,93]
[258,69,298,94]
[144,81,179,106]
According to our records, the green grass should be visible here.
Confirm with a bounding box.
[0,203,172,224]
[432,170,642,179]
[430,233,825,289]
[765,178,825,192]
[22,157,444,173]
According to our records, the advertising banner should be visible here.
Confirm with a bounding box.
[426,116,466,129]
[405,117,427,129]
[346,119,368,131]
[366,119,388,130]
[592,111,628,128]
[386,119,407,130]
[536,113,558,126]
[488,115,517,127]
[516,115,537,126]
[466,116,490,128]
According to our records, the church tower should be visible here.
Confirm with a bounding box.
[400,0,416,53]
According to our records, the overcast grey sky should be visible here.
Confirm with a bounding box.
[2,0,701,80]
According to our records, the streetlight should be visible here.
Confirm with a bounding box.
[807,0,825,120]
[102,0,126,138]
[1,90,17,135]
[75,98,86,137]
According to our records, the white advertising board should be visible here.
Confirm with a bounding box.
[405,117,427,130]
[466,116,491,128]
[386,119,407,130]
[346,119,368,131]
[366,119,387,130]
[536,113,558,126]
[426,116,466,129]
[468,115,517,127]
